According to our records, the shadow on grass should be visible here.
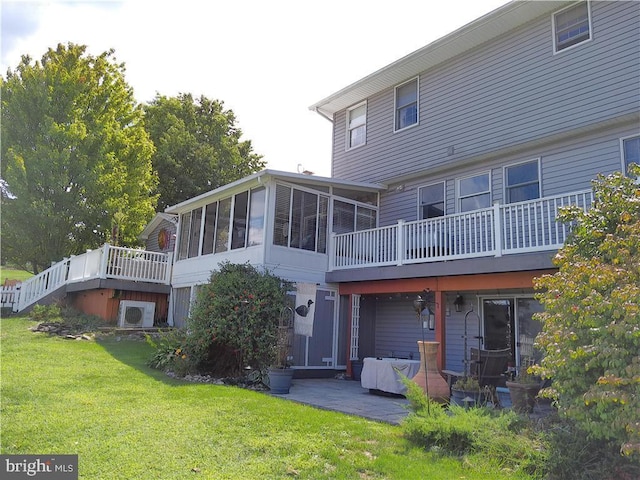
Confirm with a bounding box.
[95,334,188,387]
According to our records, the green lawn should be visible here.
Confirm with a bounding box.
[1,317,532,479]
[0,267,33,283]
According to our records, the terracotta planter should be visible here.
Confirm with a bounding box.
[506,381,540,413]
[411,341,450,403]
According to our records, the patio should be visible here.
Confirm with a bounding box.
[270,378,411,424]
[270,377,555,425]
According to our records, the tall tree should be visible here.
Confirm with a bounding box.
[1,43,157,273]
[143,94,265,210]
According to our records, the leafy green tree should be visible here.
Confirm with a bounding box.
[143,94,265,210]
[534,165,640,457]
[1,43,157,272]
[185,262,291,377]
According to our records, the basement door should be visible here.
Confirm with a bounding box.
[291,289,339,369]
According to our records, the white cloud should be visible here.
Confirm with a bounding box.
[1,0,510,177]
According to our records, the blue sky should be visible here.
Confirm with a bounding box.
[1,0,510,177]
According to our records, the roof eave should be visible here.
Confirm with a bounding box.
[309,0,571,117]
[164,169,386,214]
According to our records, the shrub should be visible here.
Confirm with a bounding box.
[541,415,640,480]
[29,304,62,322]
[534,165,640,457]
[402,379,545,475]
[184,262,292,377]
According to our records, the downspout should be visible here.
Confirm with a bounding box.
[312,106,334,123]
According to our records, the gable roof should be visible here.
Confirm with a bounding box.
[309,0,572,119]
[139,213,178,241]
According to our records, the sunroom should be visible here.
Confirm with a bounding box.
[164,169,384,373]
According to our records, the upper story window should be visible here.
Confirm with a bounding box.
[458,172,491,212]
[347,102,366,149]
[553,1,591,53]
[622,135,640,176]
[505,159,540,203]
[394,77,419,131]
[419,182,445,219]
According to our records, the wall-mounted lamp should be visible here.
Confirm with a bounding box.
[454,294,465,313]
[413,291,435,330]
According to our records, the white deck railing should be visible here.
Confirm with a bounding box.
[330,189,593,271]
[15,244,172,312]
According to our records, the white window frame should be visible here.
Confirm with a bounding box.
[503,158,541,204]
[346,101,367,150]
[418,181,446,219]
[456,171,491,213]
[620,134,640,176]
[394,77,419,132]
[552,1,592,54]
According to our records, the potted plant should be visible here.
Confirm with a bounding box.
[506,367,541,413]
[267,306,295,394]
[450,376,484,407]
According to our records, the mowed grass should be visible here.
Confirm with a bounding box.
[0,267,33,283]
[1,317,531,479]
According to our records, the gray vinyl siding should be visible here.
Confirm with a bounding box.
[144,219,177,253]
[377,122,638,226]
[374,297,434,360]
[332,1,640,185]
[370,295,473,371]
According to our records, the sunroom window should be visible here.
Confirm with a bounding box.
[273,184,328,253]
[333,200,377,234]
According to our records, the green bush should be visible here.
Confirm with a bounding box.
[184,261,292,377]
[29,304,62,322]
[534,165,640,457]
[402,380,544,475]
[29,304,102,332]
[541,415,640,480]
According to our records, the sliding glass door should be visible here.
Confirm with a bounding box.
[481,297,544,368]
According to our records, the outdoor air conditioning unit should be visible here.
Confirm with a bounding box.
[118,300,155,328]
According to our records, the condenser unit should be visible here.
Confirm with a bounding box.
[118,300,155,328]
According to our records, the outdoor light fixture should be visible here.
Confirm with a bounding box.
[454,294,465,313]
[414,291,435,330]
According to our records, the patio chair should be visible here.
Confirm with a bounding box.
[470,347,511,387]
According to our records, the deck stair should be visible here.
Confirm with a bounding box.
[13,244,172,313]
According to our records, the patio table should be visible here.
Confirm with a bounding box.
[360,357,421,395]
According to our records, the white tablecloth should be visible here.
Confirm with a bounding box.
[360,357,421,394]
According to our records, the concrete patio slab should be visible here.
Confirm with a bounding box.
[269,378,412,425]
[268,377,556,425]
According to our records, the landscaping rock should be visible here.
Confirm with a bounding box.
[30,322,95,340]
